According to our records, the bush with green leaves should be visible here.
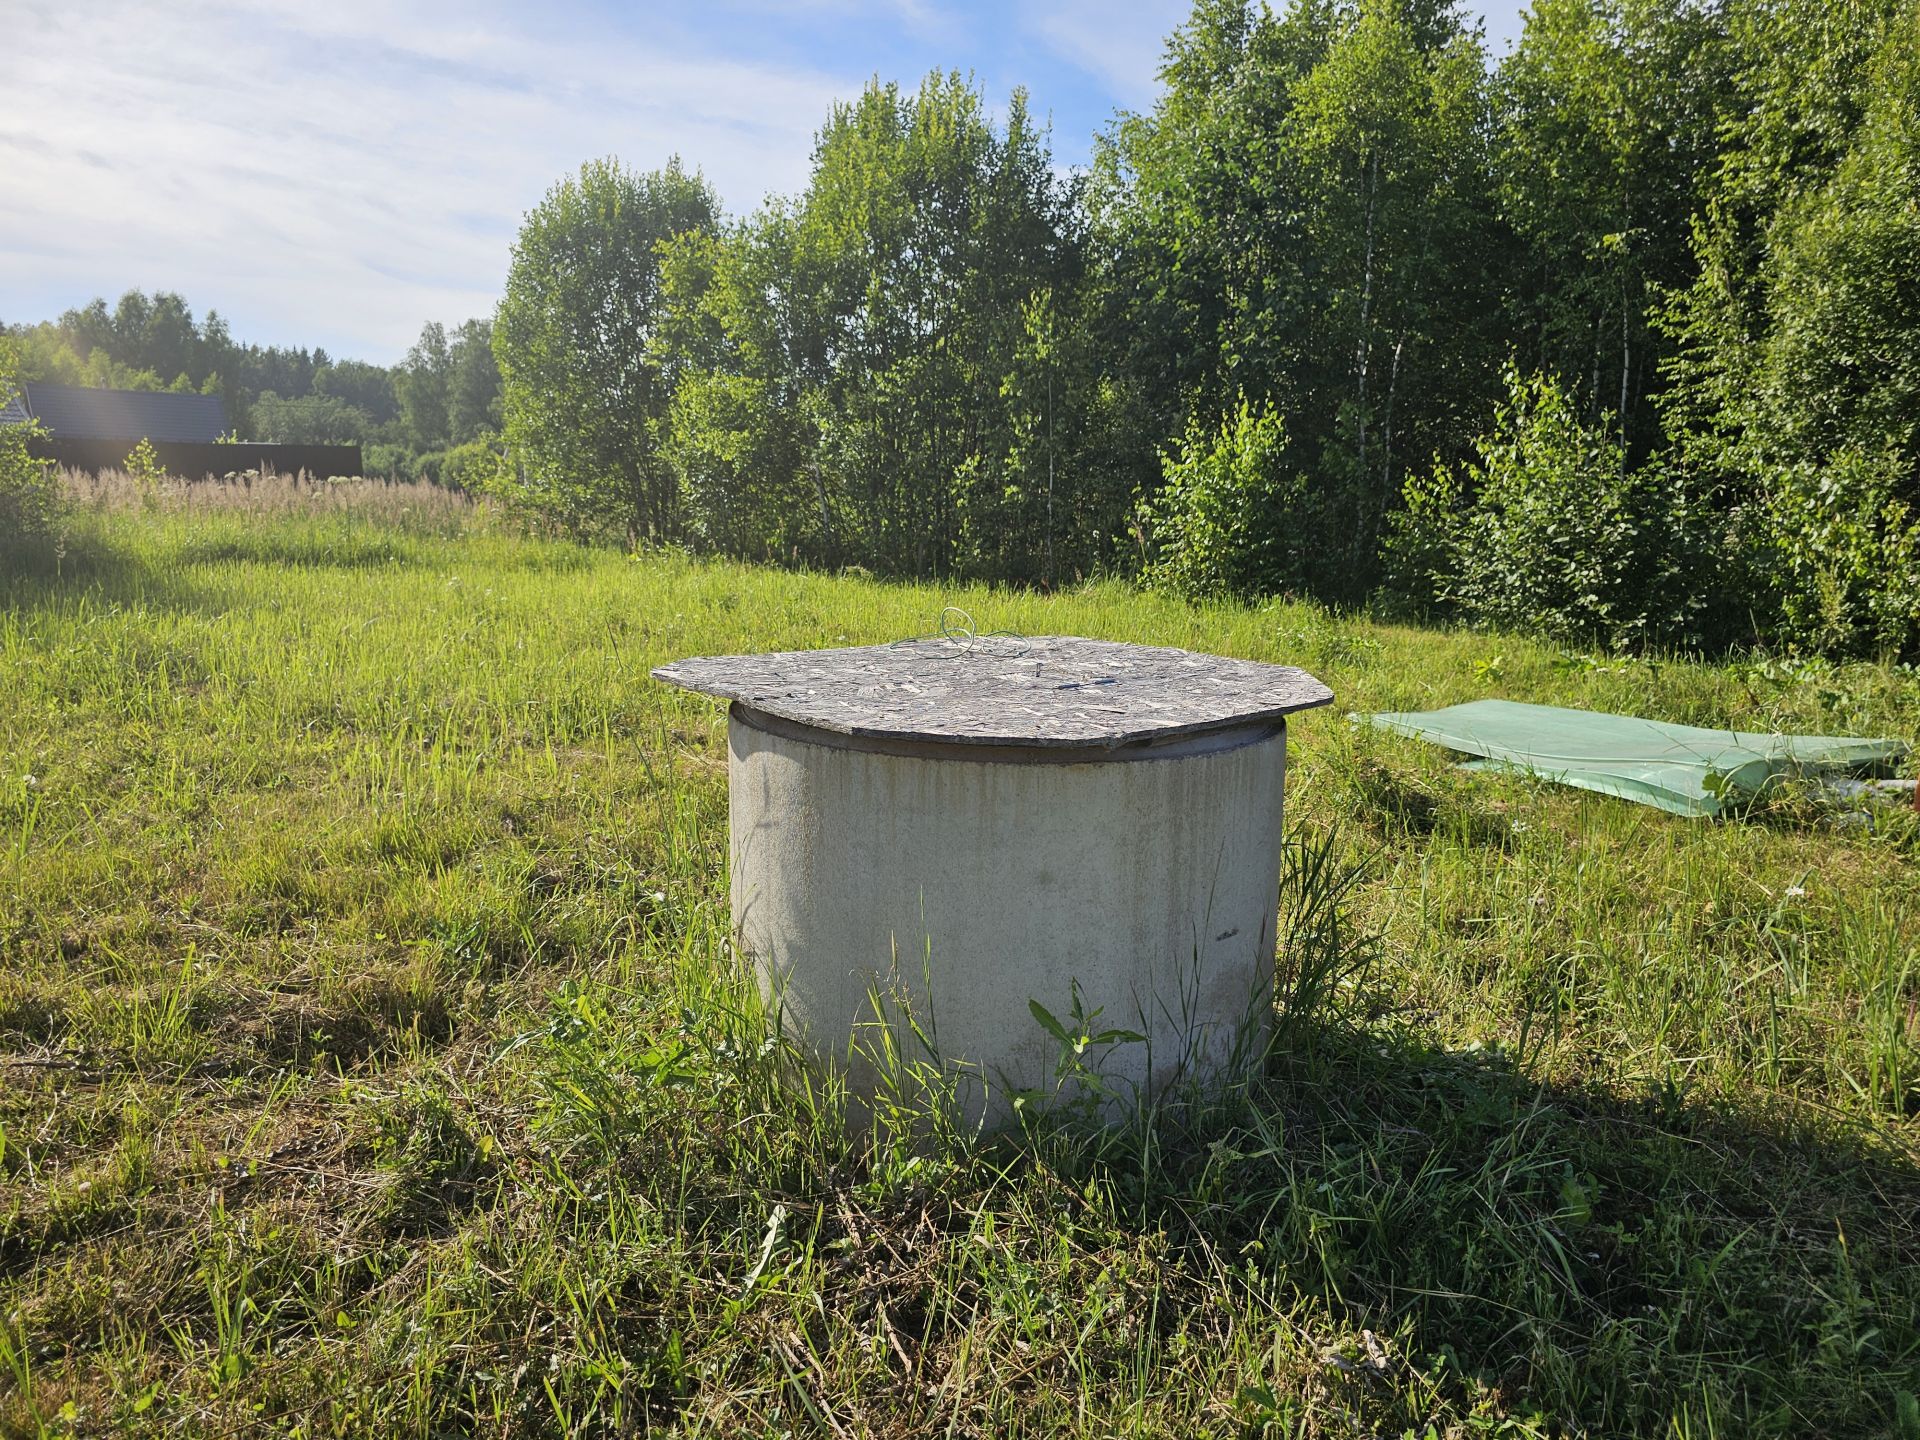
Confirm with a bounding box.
[1142,398,1307,601]
[122,437,167,510]
[1744,6,1919,658]
[0,342,64,568]
[1656,0,1920,659]
[1385,367,1722,650]
[357,437,506,493]
[360,442,416,481]
[1761,446,1920,658]
[424,435,509,494]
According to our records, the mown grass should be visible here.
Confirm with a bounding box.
[2,495,1916,1437]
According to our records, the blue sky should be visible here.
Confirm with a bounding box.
[0,1,1529,366]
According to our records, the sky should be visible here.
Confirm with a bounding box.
[0,0,1530,366]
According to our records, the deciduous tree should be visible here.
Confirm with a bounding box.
[494,157,719,541]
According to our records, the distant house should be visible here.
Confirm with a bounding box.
[4,382,361,479]
[18,383,230,443]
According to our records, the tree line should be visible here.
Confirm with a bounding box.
[7,0,1915,659]
[2,294,504,486]
[488,0,1918,659]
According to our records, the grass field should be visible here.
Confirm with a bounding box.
[3,484,1917,1437]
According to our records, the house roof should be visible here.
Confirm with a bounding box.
[0,390,27,427]
[19,383,228,443]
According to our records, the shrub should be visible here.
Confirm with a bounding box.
[1761,445,1920,658]
[1384,367,1723,650]
[362,443,417,481]
[0,341,65,568]
[123,436,167,509]
[360,438,505,492]
[1141,397,1307,600]
[431,436,509,493]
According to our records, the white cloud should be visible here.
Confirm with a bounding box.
[0,0,1530,361]
[1025,0,1190,109]
[0,0,851,361]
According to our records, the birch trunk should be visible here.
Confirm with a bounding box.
[1355,149,1379,481]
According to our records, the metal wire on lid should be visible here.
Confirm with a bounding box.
[893,606,1030,659]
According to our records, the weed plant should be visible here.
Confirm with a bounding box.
[0,508,1916,1436]
[60,467,479,530]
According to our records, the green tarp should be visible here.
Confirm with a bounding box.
[1362,699,1908,818]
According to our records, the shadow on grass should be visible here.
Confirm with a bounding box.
[1034,1017,1920,1437]
[1,519,433,617]
[166,527,430,571]
[2,531,222,616]
[792,829,1920,1432]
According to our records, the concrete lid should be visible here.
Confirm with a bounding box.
[652,636,1333,748]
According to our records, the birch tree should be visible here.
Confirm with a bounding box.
[494,157,718,542]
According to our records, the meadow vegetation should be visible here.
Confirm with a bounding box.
[2,486,1916,1437]
[10,0,1917,659]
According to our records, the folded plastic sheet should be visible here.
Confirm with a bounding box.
[1362,699,1908,817]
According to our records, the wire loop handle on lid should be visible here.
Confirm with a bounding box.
[894,606,1030,658]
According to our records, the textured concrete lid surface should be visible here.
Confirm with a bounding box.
[652,636,1333,748]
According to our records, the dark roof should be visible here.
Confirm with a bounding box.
[653,636,1333,748]
[21,383,227,443]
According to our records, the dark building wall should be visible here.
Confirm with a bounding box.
[31,437,363,480]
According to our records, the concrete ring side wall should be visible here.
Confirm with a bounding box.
[728,709,1290,1116]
